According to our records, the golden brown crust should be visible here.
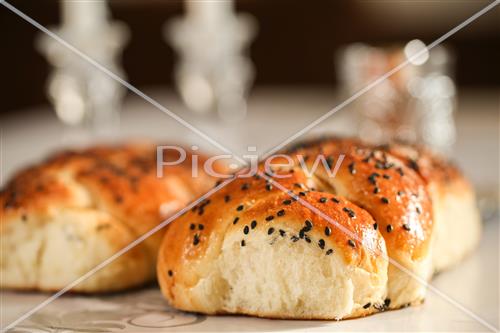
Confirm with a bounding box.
[1,143,219,292]
[283,138,433,261]
[158,168,388,318]
[375,142,465,187]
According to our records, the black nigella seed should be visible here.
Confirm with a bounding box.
[168,270,173,277]
[343,207,356,218]
[318,239,325,249]
[241,239,246,247]
[384,298,391,307]
[373,187,380,194]
[363,302,371,309]
[348,239,356,247]
[251,220,257,229]
[381,197,390,204]
[198,224,204,230]
[243,225,250,234]
[348,162,356,175]
[268,227,275,235]
[190,223,196,230]
[397,190,404,196]
[326,249,334,255]
[386,224,394,233]
[319,197,327,203]
[266,215,274,221]
[304,236,311,243]
[396,167,404,176]
[416,207,421,214]
[299,191,306,197]
[233,217,240,225]
[373,223,378,230]
[325,226,331,236]
[237,205,244,211]
[368,173,380,185]
[383,174,391,179]
[408,159,419,172]
[266,184,272,191]
[305,220,313,229]
[299,229,305,238]
[198,208,204,216]
[277,209,285,217]
[332,197,340,203]
[294,183,303,188]
[241,183,249,190]
[283,199,292,205]
[224,195,231,203]
[291,235,300,242]
[193,234,200,245]
[403,223,411,231]
[279,229,286,237]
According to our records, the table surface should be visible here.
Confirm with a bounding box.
[1,87,499,332]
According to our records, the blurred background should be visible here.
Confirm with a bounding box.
[1,0,498,111]
[0,0,499,191]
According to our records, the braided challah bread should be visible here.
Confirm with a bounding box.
[1,144,217,293]
[158,137,480,319]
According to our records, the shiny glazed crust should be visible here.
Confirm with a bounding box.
[158,169,389,319]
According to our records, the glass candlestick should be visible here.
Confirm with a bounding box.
[165,0,256,123]
[337,40,456,154]
[37,0,129,140]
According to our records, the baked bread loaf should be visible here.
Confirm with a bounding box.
[1,143,217,293]
[158,169,389,319]
[158,137,480,319]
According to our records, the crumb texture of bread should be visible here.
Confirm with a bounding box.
[158,170,388,319]
[1,143,217,293]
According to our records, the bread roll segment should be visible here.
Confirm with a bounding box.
[158,169,389,320]
[284,138,434,309]
[1,144,216,292]
[378,143,481,272]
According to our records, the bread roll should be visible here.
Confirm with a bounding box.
[1,144,217,292]
[158,169,389,320]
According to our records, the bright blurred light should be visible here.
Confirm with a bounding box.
[404,39,429,66]
[179,74,214,113]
